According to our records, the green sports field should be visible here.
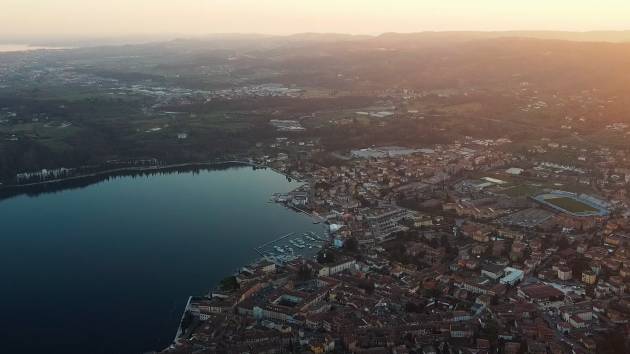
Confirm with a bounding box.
[544,197,598,213]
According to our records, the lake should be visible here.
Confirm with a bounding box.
[0,166,322,353]
[0,44,68,52]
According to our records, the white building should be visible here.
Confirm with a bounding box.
[318,259,357,277]
[505,167,524,175]
[500,267,524,286]
[558,266,573,281]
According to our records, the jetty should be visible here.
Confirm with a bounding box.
[254,232,295,254]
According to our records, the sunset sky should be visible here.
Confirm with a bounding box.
[1,0,629,38]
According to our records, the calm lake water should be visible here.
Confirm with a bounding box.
[0,166,322,353]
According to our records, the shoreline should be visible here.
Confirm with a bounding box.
[2,161,318,353]
[0,160,303,201]
[2,160,254,188]
[171,296,193,347]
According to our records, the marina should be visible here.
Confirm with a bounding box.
[254,231,329,262]
[261,189,329,261]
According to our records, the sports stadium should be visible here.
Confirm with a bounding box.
[532,191,609,217]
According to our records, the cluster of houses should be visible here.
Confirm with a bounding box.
[162,137,630,353]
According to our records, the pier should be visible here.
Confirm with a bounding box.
[171,296,193,345]
[254,232,295,254]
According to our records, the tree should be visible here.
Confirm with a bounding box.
[598,329,628,354]
[219,276,239,291]
[405,301,423,313]
[358,279,375,294]
[428,237,439,248]
[343,237,359,253]
[483,318,499,350]
[570,256,590,277]
[440,233,450,248]
[296,264,313,282]
[422,288,440,299]
[556,236,570,250]
[317,249,336,264]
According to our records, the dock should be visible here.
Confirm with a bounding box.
[171,296,193,345]
[254,232,295,254]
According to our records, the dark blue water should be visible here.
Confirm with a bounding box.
[0,166,321,354]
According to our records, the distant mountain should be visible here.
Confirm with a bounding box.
[253,35,630,96]
[7,31,630,50]
[375,31,630,43]
[286,33,373,42]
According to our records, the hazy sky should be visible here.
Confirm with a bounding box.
[1,0,630,38]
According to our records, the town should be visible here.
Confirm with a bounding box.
[2,32,630,354]
[160,132,630,354]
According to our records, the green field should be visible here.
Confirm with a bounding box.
[501,184,541,197]
[545,197,598,213]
